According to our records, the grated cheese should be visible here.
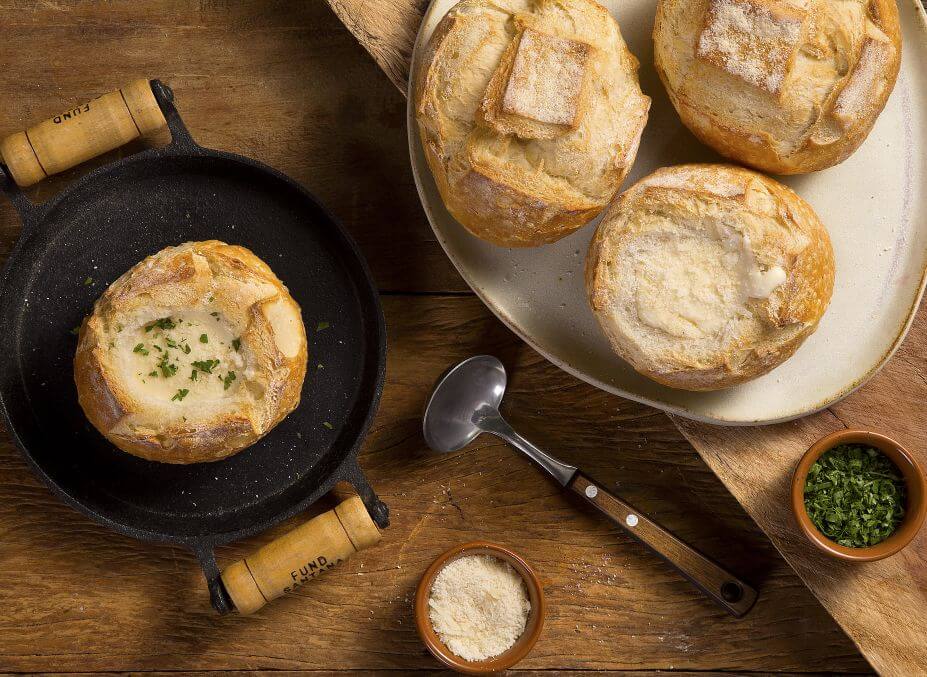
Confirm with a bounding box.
[428,554,531,662]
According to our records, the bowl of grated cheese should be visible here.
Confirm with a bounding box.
[414,541,546,674]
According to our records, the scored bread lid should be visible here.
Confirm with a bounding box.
[586,164,835,391]
[415,0,650,247]
[74,241,308,464]
[653,0,902,174]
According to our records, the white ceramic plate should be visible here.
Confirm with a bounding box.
[407,0,927,425]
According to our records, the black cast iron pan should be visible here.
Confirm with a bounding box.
[0,80,388,614]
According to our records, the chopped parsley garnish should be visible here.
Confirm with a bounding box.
[165,338,178,348]
[200,334,208,344]
[145,317,176,332]
[83,277,93,286]
[133,343,149,356]
[181,343,191,354]
[148,371,158,377]
[191,359,219,374]
[210,311,219,319]
[153,344,163,352]
[804,444,907,548]
[190,369,198,381]
[232,338,241,352]
[322,421,333,430]
[222,371,236,390]
[317,363,324,370]
[70,326,81,336]
[171,388,189,402]
[208,295,215,303]
[158,354,178,378]
[316,321,330,332]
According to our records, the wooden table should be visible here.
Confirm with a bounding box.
[0,2,872,673]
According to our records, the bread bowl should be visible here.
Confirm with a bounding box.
[74,241,308,463]
[414,0,650,247]
[586,164,835,390]
[653,0,901,174]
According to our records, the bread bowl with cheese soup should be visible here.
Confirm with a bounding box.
[74,240,308,463]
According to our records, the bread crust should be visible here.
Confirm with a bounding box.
[74,241,308,463]
[415,0,650,246]
[653,0,901,175]
[586,164,835,390]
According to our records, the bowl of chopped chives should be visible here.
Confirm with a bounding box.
[792,430,927,561]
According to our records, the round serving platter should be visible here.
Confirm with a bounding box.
[407,0,927,425]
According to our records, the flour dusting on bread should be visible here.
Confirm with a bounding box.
[832,34,893,126]
[697,0,804,94]
[502,28,591,127]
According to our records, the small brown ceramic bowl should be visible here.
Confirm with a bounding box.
[414,541,545,674]
[791,429,927,561]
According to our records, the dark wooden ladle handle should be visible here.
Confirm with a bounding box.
[569,472,757,617]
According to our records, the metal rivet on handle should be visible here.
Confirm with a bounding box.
[585,485,598,498]
[721,581,744,603]
[626,514,639,527]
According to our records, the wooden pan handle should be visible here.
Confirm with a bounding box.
[569,472,757,617]
[220,496,382,615]
[0,79,167,187]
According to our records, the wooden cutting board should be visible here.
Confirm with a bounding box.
[327,1,927,673]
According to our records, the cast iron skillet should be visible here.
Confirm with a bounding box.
[0,80,388,613]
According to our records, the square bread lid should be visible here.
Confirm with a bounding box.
[696,0,807,95]
[479,25,594,140]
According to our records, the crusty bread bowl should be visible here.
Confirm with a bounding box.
[586,164,835,390]
[653,0,901,174]
[74,241,308,463]
[415,0,650,247]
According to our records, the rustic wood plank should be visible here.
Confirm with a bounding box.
[30,668,832,677]
[0,296,868,673]
[326,0,927,674]
[675,302,927,677]
[0,0,870,673]
[326,0,425,94]
[0,0,464,294]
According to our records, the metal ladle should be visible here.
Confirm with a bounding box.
[423,355,758,617]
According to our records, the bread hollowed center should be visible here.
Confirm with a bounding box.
[115,310,245,407]
[630,224,785,340]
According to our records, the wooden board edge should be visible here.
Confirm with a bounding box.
[669,412,887,674]
[324,0,421,95]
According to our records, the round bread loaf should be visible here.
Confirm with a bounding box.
[653,0,901,174]
[586,164,834,390]
[415,0,650,246]
[75,241,308,463]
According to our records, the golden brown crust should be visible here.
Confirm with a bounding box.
[586,164,835,391]
[415,0,650,246]
[653,0,901,175]
[74,241,308,463]
[761,179,835,326]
